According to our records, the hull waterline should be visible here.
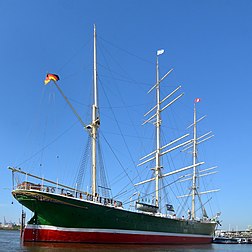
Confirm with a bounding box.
[23,225,213,244]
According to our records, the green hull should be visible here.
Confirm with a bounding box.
[13,189,216,240]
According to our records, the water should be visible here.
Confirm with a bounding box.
[1,230,252,252]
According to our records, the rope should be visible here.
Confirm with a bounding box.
[17,121,79,167]
[76,136,91,191]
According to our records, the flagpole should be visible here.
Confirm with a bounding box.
[52,80,89,131]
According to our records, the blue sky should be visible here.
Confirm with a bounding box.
[1,0,252,231]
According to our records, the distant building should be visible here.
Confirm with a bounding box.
[247,225,252,232]
[0,217,19,230]
[215,226,252,238]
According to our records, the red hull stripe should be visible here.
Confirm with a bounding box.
[23,225,213,244]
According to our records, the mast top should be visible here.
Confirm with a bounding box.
[93,24,98,108]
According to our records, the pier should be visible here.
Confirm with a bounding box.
[215,227,252,242]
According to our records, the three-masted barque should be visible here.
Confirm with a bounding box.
[9,26,220,244]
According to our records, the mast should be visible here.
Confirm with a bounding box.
[155,55,161,208]
[191,101,197,219]
[136,50,186,212]
[42,26,100,197]
[91,24,99,196]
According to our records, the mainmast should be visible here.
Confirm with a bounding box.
[136,50,189,212]
[136,53,218,218]
[155,55,161,208]
[91,24,100,196]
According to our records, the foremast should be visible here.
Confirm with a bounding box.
[191,100,198,220]
[180,98,219,220]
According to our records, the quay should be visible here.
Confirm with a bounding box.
[215,227,252,243]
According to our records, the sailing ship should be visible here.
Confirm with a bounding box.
[9,26,220,244]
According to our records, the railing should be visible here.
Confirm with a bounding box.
[10,167,123,208]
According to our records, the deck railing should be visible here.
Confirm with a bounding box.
[9,167,123,208]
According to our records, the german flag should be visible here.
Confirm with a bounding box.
[44,73,60,85]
